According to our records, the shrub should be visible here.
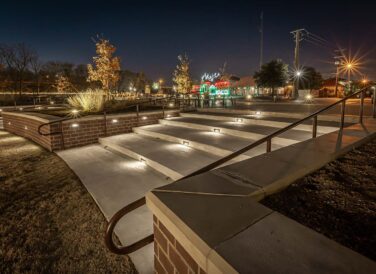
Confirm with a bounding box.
[67,89,105,112]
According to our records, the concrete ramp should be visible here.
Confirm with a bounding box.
[58,145,172,274]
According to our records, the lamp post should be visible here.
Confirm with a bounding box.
[295,70,302,98]
[159,79,163,94]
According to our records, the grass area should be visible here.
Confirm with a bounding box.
[262,137,376,261]
[0,131,136,273]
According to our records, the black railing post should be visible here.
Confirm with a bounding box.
[103,111,107,136]
[136,104,139,125]
[60,121,65,150]
[340,100,346,129]
[373,88,376,118]
[266,138,272,153]
[359,90,364,124]
[312,116,318,138]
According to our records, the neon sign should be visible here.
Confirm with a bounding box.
[201,72,220,82]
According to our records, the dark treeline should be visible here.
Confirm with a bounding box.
[0,43,90,93]
[0,43,150,94]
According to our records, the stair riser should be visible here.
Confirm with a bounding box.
[159,119,298,147]
[99,138,182,181]
[133,127,250,161]
[180,113,337,134]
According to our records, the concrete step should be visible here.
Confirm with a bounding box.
[57,145,172,274]
[134,124,282,160]
[198,107,361,123]
[99,133,219,181]
[159,116,319,146]
[0,118,3,130]
[180,112,340,134]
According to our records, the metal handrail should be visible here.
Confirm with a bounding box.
[105,85,376,255]
[105,197,154,254]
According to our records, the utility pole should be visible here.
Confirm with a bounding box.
[334,48,345,97]
[259,11,264,69]
[290,29,305,98]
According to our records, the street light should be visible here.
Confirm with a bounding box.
[296,70,302,77]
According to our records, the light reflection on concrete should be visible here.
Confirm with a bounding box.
[200,131,223,137]
[121,160,147,171]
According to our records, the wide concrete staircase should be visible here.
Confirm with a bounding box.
[59,110,344,273]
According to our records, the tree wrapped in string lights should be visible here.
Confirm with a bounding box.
[87,38,120,97]
[173,54,192,94]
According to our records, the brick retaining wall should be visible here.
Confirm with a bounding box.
[2,112,62,151]
[154,216,206,274]
[2,110,179,151]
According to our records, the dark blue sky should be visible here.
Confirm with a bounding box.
[1,0,375,82]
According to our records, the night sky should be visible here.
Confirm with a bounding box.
[1,0,375,83]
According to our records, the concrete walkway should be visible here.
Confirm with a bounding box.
[57,145,172,274]
[56,110,345,273]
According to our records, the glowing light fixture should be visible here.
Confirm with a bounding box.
[305,94,313,101]
[8,122,11,125]
[255,111,261,116]
[71,123,79,128]
[112,119,118,123]
[236,118,243,123]
[19,107,23,111]
[168,103,174,107]
[72,109,79,114]
[142,116,147,120]
[296,71,302,77]
[213,128,220,133]
[0,109,2,112]
[50,101,55,105]
[166,114,171,118]
[246,94,252,100]
[24,126,28,130]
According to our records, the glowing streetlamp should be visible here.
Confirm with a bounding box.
[344,62,355,82]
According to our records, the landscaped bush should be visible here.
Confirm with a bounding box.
[67,89,105,112]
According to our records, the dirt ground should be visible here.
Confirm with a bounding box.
[262,137,376,261]
[0,130,137,273]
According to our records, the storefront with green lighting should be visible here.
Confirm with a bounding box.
[199,81,230,97]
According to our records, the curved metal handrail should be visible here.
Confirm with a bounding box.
[105,86,375,255]
[105,197,154,254]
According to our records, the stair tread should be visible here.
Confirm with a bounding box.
[137,124,283,156]
[101,134,219,177]
[166,117,316,141]
[196,111,351,127]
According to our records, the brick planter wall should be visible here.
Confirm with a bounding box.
[2,110,179,151]
[2,112,62,151]
[154,216,206,274]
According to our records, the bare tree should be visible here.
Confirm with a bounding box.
[0,43,34,94]
[30,52,43,94]
[12,43,34,94]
